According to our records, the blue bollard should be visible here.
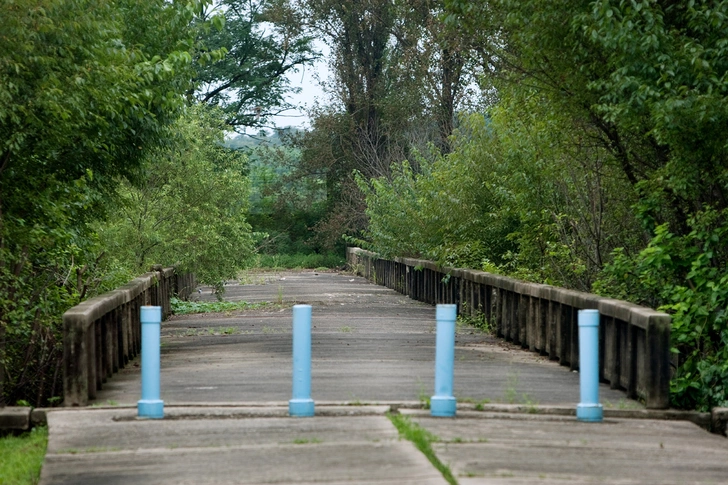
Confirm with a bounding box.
[431,304,457,417]
[577,309,603,422]
[138,306,164,419]
[289,304,315,417]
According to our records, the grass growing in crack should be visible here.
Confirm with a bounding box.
[503,371,520,404]
[292,438,322,445]
[604,398,641,410]
[417,383,431,410]
[171,298,269,315]
[174,326,244,337]
[91,399,119,407]
[388,414,458,485]
[500,370,538,408]
[459,396,491,411]
[0,426,47,485]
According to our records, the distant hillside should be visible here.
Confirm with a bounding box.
[224,127,303,150]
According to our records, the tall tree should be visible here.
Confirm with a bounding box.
[194,0,319,129]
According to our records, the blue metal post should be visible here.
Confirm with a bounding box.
[431,304,457,417]
[577,309,603,422]
[289,304,314,417]
[138,306,164,419]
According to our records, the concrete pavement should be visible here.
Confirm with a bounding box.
[40,404,728,485]
[93,271,636,406]
[39,271,728,484]
[41,406,446,485]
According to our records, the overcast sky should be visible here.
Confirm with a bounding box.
[269,41,330,130]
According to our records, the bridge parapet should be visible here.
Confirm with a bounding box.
[62,268,195,406]
[347,247,671,409]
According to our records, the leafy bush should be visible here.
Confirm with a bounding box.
[595,208,728,410]
[98,106,255,294]
[357,108,639,291]
[0,0,224,405]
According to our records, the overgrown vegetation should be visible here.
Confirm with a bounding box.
[0,0,229,407]
[170,298,269,315]
[0,427,47,485]
[99,105,255,292]
[352,1,728,411]
[0,0,304,406]
[251,253,345,270]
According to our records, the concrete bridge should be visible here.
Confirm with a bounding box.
[40,268,728,484]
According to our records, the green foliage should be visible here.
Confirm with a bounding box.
[98,105,255,293]
[457,310,493,335]
[195,0,319,128]
[595,208,728,410]
[170,297,265,315]
[358,109,638,290]
[0,0,218,405]
[364,0,728,410]
[0,0,315,407]
[356,119,519,270]
[243,137,330,255]
[0,426,47,485]
[1,0,210,186]
[251,252,345,270]
[581,1,728,205]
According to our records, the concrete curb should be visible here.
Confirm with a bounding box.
[7,402,724,436]
[447,403,714,431]
[0,406,31,432]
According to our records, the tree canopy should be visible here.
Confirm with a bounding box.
[194,0,319,129]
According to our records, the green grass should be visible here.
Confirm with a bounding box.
[388,414,458,485]
[292,438,322,445]
[0,426,47,485]
[252,252,346,270]
[171,298,268,315]
[417,384,431,410]
[172,326,246,337]
[458,396,491,411]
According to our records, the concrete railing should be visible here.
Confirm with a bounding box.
[63,267,195,406]
[347,247,671,409]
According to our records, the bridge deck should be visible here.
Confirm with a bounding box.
[40,271,728,484]
[94,271,636,406]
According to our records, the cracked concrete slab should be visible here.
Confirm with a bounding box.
[40,407,446,485]
[406,411,728,484]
